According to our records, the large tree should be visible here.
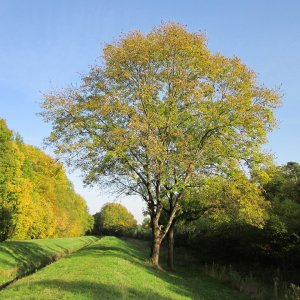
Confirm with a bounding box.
[41,23,280,267]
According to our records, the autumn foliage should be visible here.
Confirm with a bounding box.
[0,119,93,241]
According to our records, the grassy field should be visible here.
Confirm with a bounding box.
[0,236,98,286]
[0,236,250,299]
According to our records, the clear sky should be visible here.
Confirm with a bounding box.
[1,0,299,223]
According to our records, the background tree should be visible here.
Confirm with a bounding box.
[97,203,137,236]
[0,118,93,240]
[164,172,270,270]
[41,23,280,267]
[141,217,151,229]
[91,212,102,235]
[0,119,27,240]
[175,162,300,283]
[263,162,300,264]
[19,144,93,238]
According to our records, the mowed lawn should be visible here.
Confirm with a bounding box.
[0,236,250,300]
[0,236,98,286]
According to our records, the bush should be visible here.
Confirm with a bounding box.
[92,203,137,237]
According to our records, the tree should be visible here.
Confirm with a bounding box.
[91,212,102,235]
[264,162,300,234]
[142,216,151,229]
[98,203,137,236]
[0,118,93,240]
[177,162,300,270]
[20,144,93,238]
[165,172,270,270]
[0,119,26,240]
[41,23,280,267]
[264,162,300,204]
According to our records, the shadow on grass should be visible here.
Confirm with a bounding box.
[0,237,249,299]
[34,279,173,300]
[56,237,249,300]
[0,237,97,285]
[72,245,144,263]
[0,241,55,278]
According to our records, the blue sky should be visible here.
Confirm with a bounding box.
[1,0,299,222]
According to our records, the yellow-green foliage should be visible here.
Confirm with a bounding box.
[97,203,137,235]
[40,23,280,262]
[41,23,280,227]
[0,119,25,240]
[197,174,270,228]
[0,119,93,240]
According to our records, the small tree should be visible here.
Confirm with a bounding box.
[41,23,280,267]
[98,203,137,236]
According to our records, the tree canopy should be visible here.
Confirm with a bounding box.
[93,202,137,236]
[41,23,280,266]
[0,119,93,241]
[264,162,300,234]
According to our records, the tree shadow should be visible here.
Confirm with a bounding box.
[54,237,249,299]
[0,241,55,277]
[0,237,97,286]
[0,237,249,299]
[35,279,174,299]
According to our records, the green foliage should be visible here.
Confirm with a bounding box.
[94,203,137,236]
[91,212,101,235]
[0,237,250,300]
[127,225,152,240]
[179,173,270,228]
[265,162,300,204]
[41,23,280,265]
[264,162,300,233]
[0,207,15,242]
[142,216,151,229]
[174,162,300,291]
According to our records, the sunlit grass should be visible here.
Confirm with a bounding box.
[0,236,98,286]
[0,236,250,299]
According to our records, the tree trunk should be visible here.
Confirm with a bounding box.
[150,214,163,267]
[149,215,155,258]
[167,222,175,271]
[151,237,161,266]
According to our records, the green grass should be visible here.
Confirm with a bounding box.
[0,236,98,286]
[0,236,250,299]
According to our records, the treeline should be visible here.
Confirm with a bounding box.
[0,119,93,241]
[175,162,300,284]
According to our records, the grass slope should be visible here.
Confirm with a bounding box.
[0,236,250,300]
[0,236,98,286]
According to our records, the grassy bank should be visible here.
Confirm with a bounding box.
[0,236,98,286]
[0,236,249,299]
